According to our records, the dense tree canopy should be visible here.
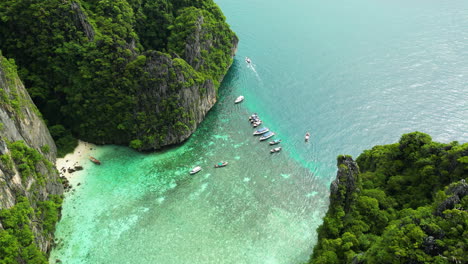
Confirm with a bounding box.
[0,0,237,153]
[310,132,468,264]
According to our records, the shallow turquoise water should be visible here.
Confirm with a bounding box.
[51,0,468,263]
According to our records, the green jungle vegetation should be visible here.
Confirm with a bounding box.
[1,52,77,157]
[310,132,468,264]
[0,0,237,154]
[0,53,42,120]
[0,140,63,263]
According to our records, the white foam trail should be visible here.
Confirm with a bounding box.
[247,62,264,85]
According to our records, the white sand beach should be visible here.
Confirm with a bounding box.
[55,140,97,179]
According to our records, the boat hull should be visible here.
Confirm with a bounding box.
[214,162,228,168]
[235,96,244,104]
[190,166,202,174]
[253,128,269,135]
[270,147,282,153]
[260,133,275,141]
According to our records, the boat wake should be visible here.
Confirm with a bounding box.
[247,62,264,85]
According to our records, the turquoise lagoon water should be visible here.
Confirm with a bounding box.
[51,0,468,263]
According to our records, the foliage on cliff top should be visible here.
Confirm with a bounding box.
[310,132,468,264]
[0,195,62,264]
[0,0,237,151]
[0,52,41,118]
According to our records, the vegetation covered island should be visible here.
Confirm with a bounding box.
[1,0,237,262]
[310,132,468,264]
[0,0,238,154]
[0,0,466,263]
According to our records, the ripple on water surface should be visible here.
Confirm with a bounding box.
[51,87,329,263]
[52,0,468,262]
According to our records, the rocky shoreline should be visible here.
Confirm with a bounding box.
[56,140,98,192]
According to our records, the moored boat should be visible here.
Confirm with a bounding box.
[260,131,275,141]
[305,132,310,142]
[235,96,244,104]
[89,156,101,165]
[190,166,202,175]
[250,117,260,123]
[248,113,258,121]
[253,127,269,135]
[245,57,251,64]
[269,139,281,145]
[253,120,262,127]
[214,161,228,168]
[270,147,282,153]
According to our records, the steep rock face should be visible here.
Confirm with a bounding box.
[330,155,360,213]
[435,179,468,216]
[310,132,468,264]
[0,59,57,162]
[0,54,63,257]
[0,0,238,151]
[133,51,219,148]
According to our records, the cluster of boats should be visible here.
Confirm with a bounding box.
[189,103,312,174]
[250,114,282,153]
[249,113,263,128]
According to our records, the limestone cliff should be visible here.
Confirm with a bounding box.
[0,53,63,260]
[310,133,468,264]
[329,155,361,214]
[0,0,238,151]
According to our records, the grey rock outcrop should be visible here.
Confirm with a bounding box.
[435,179,468,216]
[71,1,95,41]
[330,155,361,213]
[0,54,63,254]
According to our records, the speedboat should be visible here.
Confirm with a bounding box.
[270,147,282,153]
[214,161,228,168]
[253,127,269,135]
[250,118,260,124]
[305,132,310,142]
[260,131,275,141]
[235,96,244,104]
[253,121,262,127]
[249,115,259,122]
[249,114,258,121]
[245,57,251,64]
[190,166,202,175]
[269,139,281,145]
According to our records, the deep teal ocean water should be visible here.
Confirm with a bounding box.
[50,0,468,263]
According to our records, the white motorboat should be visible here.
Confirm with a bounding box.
[305,132,310,142]
[253,127,269,135]
[235,96,244,104]
[270,147,282,153]
[249,113,258,121]
[190,166,202,175]
[245,57,251,64]
[260,131,275,141]
[269,139,281,145]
